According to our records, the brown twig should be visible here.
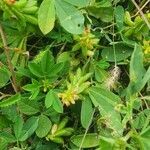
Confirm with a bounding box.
[0,23,19,92]
[130,0,150,29]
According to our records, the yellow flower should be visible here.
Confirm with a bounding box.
[142,40,150,62]
[73,27,99,57]
[58,88,79,106]
[58,68,92,106]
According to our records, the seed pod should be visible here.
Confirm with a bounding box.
[50,136,64,144]
[124,28,134,37]
[24,14,38,25]
[124,11,134,26]
[54,128,74,137]
[2,5,15,18]
[78,73,92,85]
[57,117,69,130]
[11,7,25,20]
[13,0,27,8]
[76,68,82,79]
[77,82,91,93]
[22,6,38,14]
[87,50,94,57]
[51,124,58,135]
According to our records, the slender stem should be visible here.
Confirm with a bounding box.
[79,108,95,150]
[132,0,150,18]
[139,92,149,109]
[140,0,148,7]
[93,23,116,31]
[57,41,67,56]
[124,130,133,141]
[0,92,11,100]
[0,23,19,92]
[130,0,150,29]
[112,6,117,67]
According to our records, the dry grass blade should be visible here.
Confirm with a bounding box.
[132,0,150,17]
[130,0,150,29]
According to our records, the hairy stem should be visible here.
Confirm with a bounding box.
[0,23,19,92]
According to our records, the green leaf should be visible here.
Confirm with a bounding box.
[41,50,54,75]
[0,66,10,88]
[57,117,69,130]
[130,44,145,82]
[0,131,16,143]
[38,0,55,34]
[127,44,145,95]
[34,49,54,64]
[120,33,136,47]
[28,62,43,78]
[114,6,124,31]
[22,80,40,92]
[13,116,24,140]
[134,67,150,92]
[1,105,18,122]
[64,0,90,7]
[0,93,21,108]
[0,116,9,129]
[24,14,38,25]
[87,6,113,22]
[81,97,93,128]
[22,79,41,100]
[133,111,147,129]
[36,115,52,138]
[99,136,115,150]
[0,138,8,150]
[54,127,74,137]
[19,116,39,141]
[45,90,54,108]
[89,87,123,136]
[52,91,63,113]
[22,79,40,100]
[101,44,133,62]
[43,107,60,123]
[140,127,150,150]
[30,88,40,100]
[97,0,112,7]
[96,59,110,69]
[17,67,34,78]
[71,133,100,148]
[18,97,40,115]
[35,50,64,77]
[48,63,64,77]
[57,52,71,63]
[94,67,108,83]
[55,0,84,34]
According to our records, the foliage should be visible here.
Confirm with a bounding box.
[0,0,150,149]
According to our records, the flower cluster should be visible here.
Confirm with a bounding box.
[73,27,99,57]
[59,68,92,106]
[143,40,150,63]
